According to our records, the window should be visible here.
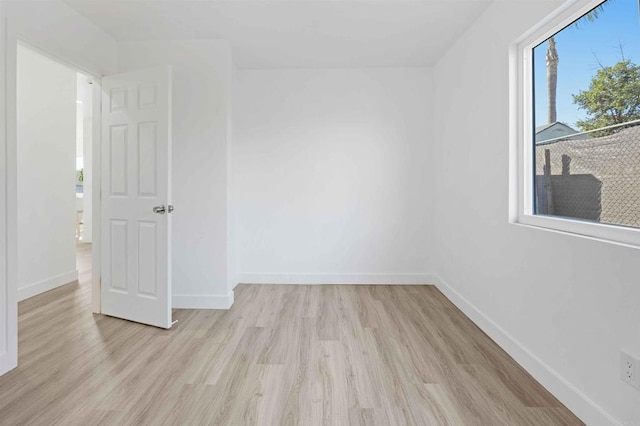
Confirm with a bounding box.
[511,0,640,247]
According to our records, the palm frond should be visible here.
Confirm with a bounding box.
[573,0,609,28]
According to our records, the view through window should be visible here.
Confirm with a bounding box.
[532,0,640,229]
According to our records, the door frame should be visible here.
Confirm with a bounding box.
[1,34,104,373]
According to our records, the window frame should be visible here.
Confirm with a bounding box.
[509,0,640,248]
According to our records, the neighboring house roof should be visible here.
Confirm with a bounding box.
[535,122,590,143]
[535,122,565,133]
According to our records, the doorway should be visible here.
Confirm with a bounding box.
[6,42,174,376]
[1,31,176,376]
[75,70,95,289]
[16,44,96,304]
[16,42,174,330]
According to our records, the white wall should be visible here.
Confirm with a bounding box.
[233,68,433,284]
[432,1,640,424]
[16,46,78,301]
[118,41,234,308]
[3,1,118,77]
[0,0,118,375]
[227,63,237,293]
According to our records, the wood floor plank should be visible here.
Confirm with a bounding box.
[0,243,584,425]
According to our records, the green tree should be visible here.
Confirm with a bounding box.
[572,60,640,131]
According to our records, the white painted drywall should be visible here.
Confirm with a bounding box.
[16,46,77,301]
[3,1,118,77]
[62,0,491,69]
[233,68,433,284]
[118,41,234,308]
[432,1,640,424]
[227,63,237,293]
[0,0,118,374]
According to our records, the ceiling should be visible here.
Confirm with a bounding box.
[62,0,493,69]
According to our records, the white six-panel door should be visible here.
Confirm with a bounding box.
[101,67,172,329]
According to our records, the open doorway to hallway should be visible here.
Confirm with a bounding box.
[16,44,95,309]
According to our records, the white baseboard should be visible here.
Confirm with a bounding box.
[0,351,17,376]
[172,291,234,310]
[17,270,78,302]
[235,273,436,286]
[432,274,620,426]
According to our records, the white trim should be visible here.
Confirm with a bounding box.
[512,0,606,51]
[91,77,102,314]
[17,270,78,302]
[515,215,640,249]
[432,274,621,426]
[236,273,436,285]
[0,0,15,377]
[507,0,640,248]
[0,352,12,377]
[172,292,234,310]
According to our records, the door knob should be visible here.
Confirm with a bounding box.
[168,205,174,213]
[153,205,166,214]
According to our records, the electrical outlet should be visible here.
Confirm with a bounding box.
[620,351,640,390]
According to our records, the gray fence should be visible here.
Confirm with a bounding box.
[534,122,640,228]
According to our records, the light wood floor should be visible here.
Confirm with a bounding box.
[0,244,583,425]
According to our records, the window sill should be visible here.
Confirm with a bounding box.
[512,214,640,250]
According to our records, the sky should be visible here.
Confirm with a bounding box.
[533,0,640,129]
